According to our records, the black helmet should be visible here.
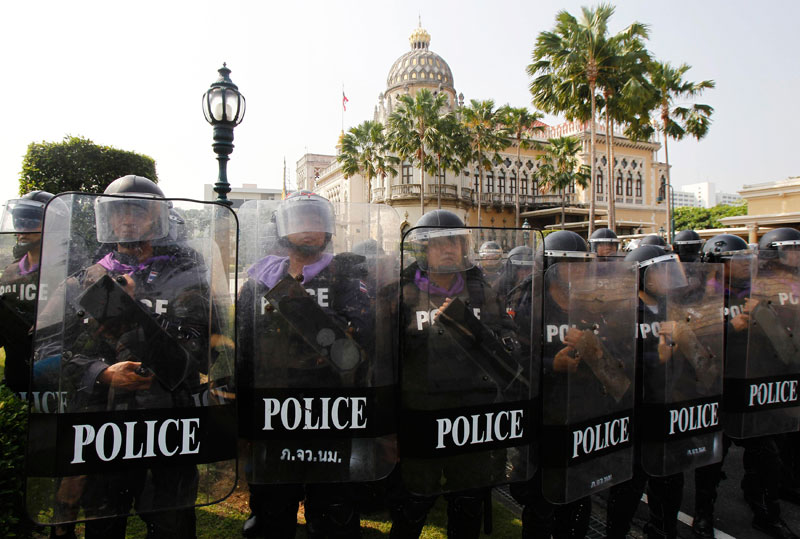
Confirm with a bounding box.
[407,210,473,273]
[589,227,621,257]
[625,245,685,293]
[95,175,169,244]
[640,234,668,249]
[702,234,748,263]
[758,227,800,251]
[275,190,336,255]
[543,230,593,261]
[1,190,55,233]
[672,229,703,262]
[507,245,535,267]
[624,245,673,267]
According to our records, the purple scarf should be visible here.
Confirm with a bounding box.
[97,252,174,274]
[18,254,39,276]
[248,253,333,289]
[414,269,465,297]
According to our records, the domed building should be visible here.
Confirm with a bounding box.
[375,23,460,124]
[296,23,669,239]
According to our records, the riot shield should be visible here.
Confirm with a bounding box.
[397,226,541,496]
[0,198,49,396]
[25,193,238,525]
[723,252,800,438]
[237,200,400,484]
[640,262,725,477]
[540,261,637,503]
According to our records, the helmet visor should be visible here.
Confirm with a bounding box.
[276,201,335,236]
[407,227,475,273]
[1,199,45,233]
[95,195,170,243]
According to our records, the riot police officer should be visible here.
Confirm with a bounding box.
[689,233,750,538]
[54,176,211,538]
[0,190,53,394]
[496,245,535,300]
[606,244,724,539]
[477,240,504,288]
[238,191,375,539]
[672,230,704,263]
[389,210,525,539]
[588,227,621,258]
[508,230,595,539]
[731,227,800,539]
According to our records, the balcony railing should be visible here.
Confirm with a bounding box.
[391,184,421,198]
[371,187,385,202]
[460,187,473,201]
[427,183,458,198]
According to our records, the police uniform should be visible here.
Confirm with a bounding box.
[0,253,40,393]
[237,252,371,539]
[58,244,209,538]
[389,261,517,539]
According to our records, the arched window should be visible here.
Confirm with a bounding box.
[615,171,624,196]
[487,171,494,193]
[635,173,642,198]
[596,171,604,193]
[498,170,506,193]
[521,171,529,195]
[510,170,517,194]
[625,172,633,197]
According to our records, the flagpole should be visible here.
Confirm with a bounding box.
[341,83,345,133]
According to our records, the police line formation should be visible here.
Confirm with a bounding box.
[1,175,799,539]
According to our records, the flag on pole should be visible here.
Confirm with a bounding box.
[342,91,349,112]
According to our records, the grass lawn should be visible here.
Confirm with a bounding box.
[43,483,521,538]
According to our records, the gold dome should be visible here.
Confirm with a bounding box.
[408,25,431,50]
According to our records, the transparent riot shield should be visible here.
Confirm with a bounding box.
[723,252,800,438]
[397,226,541,496]
[640,262,725,477]
[0,199,42,396]
[540,261,637,503]
[25,193,238,525]
[237,200,400,484]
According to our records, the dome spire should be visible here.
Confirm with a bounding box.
[409,19,430,50]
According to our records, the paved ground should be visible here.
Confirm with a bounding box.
[495,445,800,538]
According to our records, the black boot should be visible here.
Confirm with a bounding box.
[446,494,483,539]
[691,506,715,539]
[752,515,800,539]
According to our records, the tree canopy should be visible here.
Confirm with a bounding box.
[673,202,747,231]
[18,135,158,195]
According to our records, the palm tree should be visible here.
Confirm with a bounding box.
[386,89,448,215]
[536,136,590,229]
[499,106,545,227]
[529,4,647,236]
[461,99,510,226]
[429,112,469,209]
[338,120,398,202]
[648,60,714,242]
[596,27,651,232]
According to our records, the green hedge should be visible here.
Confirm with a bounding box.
[0,385,30,537]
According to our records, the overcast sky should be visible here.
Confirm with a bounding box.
[1,0,797,204]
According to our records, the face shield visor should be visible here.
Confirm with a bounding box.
[408,228,475,273]
[674,239,703,262]
[590,238,621,258]
[640,253,687,296]
[1,199,45,233]
[478,246,503,271]
[95,195,170,244]
[276,200,335,237]
[772,240,800,267]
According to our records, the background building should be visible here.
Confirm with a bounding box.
[678,181,741,208]
[203,183,282,208]
[719,176,800,242]
[298,24,669,237]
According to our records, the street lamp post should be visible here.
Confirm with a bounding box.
[202,63,246,206]
[522,217,531,244]
[657,183,675,243]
